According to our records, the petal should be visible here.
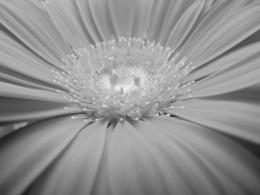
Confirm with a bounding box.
[130,0,154,38]
[146,0,215,46]
[0,97,80,123]
[0,82,67,103]
[0,116,87,195]
[168,97,260,144]
[82,0,117,41]
[26,122,110,195]
[0,82,80,123]
[146,0,176,42]
[181,0,260,65]
[0,122,27,138]
[0,32,60,89]
[180,42,260,97]
[32,0,93,47]
[107,118,260,195]
[74,0,103,42]
[108,0,136,37]
[108,121,182,195]
[108,0,159,38]
[0,0,69,64]
[160,0,205,48]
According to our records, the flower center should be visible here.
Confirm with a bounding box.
[53,37,194,121]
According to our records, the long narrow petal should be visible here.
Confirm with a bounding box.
[0,32,61,89]
[74,0,103,42]
[181,42,260,97]
[146,0,174,42]
[130,0,154,38]
[31,0,92,47]
[0,30,81,123]
[0,82,80,123]
[0,97,80,123]
[26,121,110,195]
[0,122,27,138]
[0,82,67,103]
[0,0,68,64]
[0,116,87,195]
[162,0,205,49]
[85,0,117,41]
[181,0,260,65]
[108,0,136,37]
[107,118,260,195]
[167,97,260,144]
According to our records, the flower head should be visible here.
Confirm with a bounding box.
[53,37,194,121]
[1,0,260,195]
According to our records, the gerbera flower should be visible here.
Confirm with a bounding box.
[0,0,260,194]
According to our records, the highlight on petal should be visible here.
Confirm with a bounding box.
[0,116,88,195]
[0,122,27,138]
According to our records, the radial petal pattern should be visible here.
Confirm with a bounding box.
[0,0,260,195]
[0,116,88,195]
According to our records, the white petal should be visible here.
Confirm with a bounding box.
[86,0,117,41]
[130,0,154,38]
[146,0,176,42]
[107,118,260,195]
[108,0,135,37]
[0,32,60,88]
[0,116,87,195]
[181,0,260,64]
[0,82,80,122]
[169,98,260,144]
[32,0,93,47]
[0,0,69,64]
[0,122,27,138]
[183,42,260,97]
[74,0,103,42]
[108,121,190,195]
[162,0,205,48]
[27,122,110,195]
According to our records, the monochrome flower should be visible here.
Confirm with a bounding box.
[0,0,260,194]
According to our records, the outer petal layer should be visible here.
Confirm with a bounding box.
[0,82,81,123]
[181,0,260,65]
[179,42,260,97]
[107,118,260,195]
[0,116,88,195]
[23,118,260,195]
[0,0,69,64]
[26,121,111,195]
[167,95,260,144]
